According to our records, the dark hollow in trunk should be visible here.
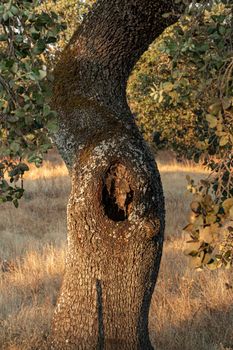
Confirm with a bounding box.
[50,0,183,349]
[102,163,134,222]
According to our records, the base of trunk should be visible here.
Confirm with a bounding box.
[51,137,164,350]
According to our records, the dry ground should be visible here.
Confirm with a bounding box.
[0,152,232,350]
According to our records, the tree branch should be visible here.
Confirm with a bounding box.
[54,0,183,101]
[52,0,185,168]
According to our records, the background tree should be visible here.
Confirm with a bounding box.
[128,0,233,270]
[155,0,233,270]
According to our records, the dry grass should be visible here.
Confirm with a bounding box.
[0,152,232,350]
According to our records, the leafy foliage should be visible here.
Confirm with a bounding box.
[184,174,233,270]
[0,0,66,205]
[0,0,97,206]
[163,1,233,270]
[38,0,95,62]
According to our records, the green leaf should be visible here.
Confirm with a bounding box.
[38,70,47,80]
[162,13,171,18]
[33,39,46,55]
[13,199,19,208]
[36,12,53,26]
[208,102,221,115]
[11,63,18,74]
[46,119,58,133]
[10,142,20,153]
[11,6,19,16]
[2,12,9,22]
[1,180,9,191]
[0,34,7,41]
[219,136,229,146]
[206,114,217,128]
[195,43,209,53]
[222,98,231,110]
[162,82,174,92]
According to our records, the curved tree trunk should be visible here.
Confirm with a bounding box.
[50,1,182,349]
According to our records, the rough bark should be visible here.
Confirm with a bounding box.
[50,1,183,349]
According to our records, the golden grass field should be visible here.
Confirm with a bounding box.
[0,152,232,350]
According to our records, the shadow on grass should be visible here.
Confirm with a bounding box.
[151,303,233,350]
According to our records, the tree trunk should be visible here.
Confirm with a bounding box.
[50,1,182,349]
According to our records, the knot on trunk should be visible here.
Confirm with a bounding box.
[102,163,134,221]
